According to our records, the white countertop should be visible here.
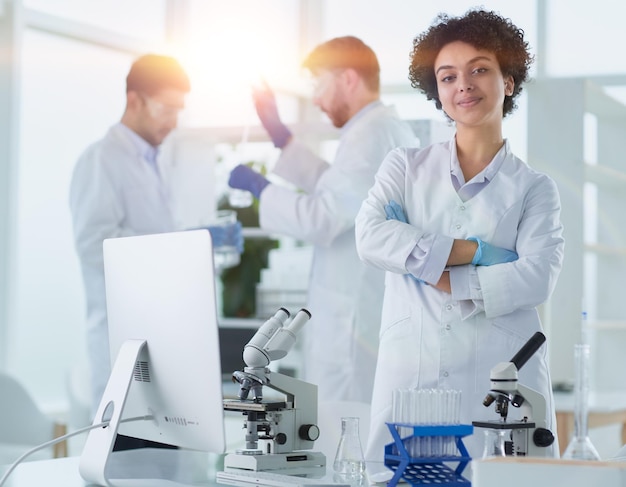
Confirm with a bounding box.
[8,452,626,487]
[1,449,222,486]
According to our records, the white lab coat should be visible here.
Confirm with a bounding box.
[69,124,175,412]
[355,139,564,466]
[259,102,416,403]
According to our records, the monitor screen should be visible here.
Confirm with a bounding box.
[80,230,225,484]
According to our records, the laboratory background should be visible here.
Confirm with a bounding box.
[1,0,626,461]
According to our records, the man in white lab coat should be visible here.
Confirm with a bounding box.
[69,55,241,422]
[228,36,416,403]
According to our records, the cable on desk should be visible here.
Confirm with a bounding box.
[0,415,153,487]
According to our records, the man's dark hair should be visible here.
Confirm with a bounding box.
[126,54,190,95]
[303,36,380,92]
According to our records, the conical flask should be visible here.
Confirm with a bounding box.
[481,428,508,458]
[333,417,366,479]
[562,343,601,460]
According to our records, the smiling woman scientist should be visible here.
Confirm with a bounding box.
[355,9,565,474]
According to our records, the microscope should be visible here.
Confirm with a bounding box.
[472,332,555,457]
[223,308,325,472]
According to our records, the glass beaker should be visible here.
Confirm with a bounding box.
[228,123,254,208]
[562,343,601,460]
[211,210,241,270]
[481,429,508,458]
[228,188,253,208]
[333,417,366,479]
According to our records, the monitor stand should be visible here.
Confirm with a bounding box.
[79,339,147,486]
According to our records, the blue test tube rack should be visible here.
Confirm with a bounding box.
[384,423,473,486]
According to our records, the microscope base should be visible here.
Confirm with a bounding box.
[224,451,326,471]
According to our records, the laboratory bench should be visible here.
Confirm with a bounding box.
[0,449,367,487]
[5,451,626,487]
[0,449,222,486]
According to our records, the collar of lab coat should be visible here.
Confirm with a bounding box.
[449,136,509,192]
[341,100,384,134]
[115,122,160,165]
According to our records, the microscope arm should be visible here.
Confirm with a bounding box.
[517,383,548,429]
[266,372,313,407]
[265,372,319,440]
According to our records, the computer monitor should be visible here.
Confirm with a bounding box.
[79,230,226,485]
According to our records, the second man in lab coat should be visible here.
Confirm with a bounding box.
[229,36,416,403]
[70,55,242,420]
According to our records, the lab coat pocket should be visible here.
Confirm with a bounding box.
[377,299,423,387]
[379,299,412,339]
[473,319,527,395]
[481,318,531,368]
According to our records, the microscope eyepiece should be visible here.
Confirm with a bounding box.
[510,332,546,371]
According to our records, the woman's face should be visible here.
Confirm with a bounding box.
[434,41,513,129]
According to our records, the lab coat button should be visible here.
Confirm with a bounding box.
[443,371,449,378]
[460,205,466,211]
[445,324,451,331]
[446,304,453,310]
[455,224,461,229]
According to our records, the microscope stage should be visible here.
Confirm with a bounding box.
[472,419,536,429]
[223,399,289,412]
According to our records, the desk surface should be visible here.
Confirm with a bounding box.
[7,453,626,487]
[1,449,222,487]
[0,450,357,487]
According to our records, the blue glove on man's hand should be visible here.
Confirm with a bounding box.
[228,164,270,199]
[384,199,426,286]
[208,220,244,254]
[252,82,292,148]
[467,236,518,266]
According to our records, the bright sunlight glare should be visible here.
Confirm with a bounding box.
[170,11,304,126]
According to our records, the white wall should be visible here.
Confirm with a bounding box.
[9,29,132,409]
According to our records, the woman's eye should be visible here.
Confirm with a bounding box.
[441,75,455,82]
[472,67,488,75]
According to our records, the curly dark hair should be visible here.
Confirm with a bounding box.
[408,9,533,117]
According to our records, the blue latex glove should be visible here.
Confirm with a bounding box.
[207,221,244,254]
[252,82,292,148]
[384,199,408,223]
[228,164,270,199]
[384,199,426,285]
[467,236,518,266]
